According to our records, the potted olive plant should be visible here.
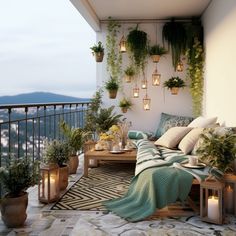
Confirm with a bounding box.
[196,128,236,173]
[60,121,91,174]
[44,140,70,191]
[119,98,132,113]
[148,44,167,63]
[0,158,38,227]
[124,66,135,83]
[90,41,104,62]
[163,76,186,95]
[105,77,119,99]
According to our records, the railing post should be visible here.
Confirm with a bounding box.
[8,108,11,160]
[25,107,28,159]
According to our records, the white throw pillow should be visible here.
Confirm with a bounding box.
[155,127,192,148]
[178,128,204,154]
[188,116,217,128]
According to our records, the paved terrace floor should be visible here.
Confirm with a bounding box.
[0,156,236,236]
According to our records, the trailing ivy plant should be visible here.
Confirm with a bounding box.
[186,38,204,117]
[127,25,148,74]
[106,18,122,81]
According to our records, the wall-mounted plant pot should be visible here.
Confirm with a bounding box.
[108,90,117,99]
[125,75,132,83]
[151,55,160,63]
[121,107,128,113]
[94,52,104,62]
[170,87,179,95]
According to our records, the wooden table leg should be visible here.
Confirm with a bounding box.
[84,154,89,177]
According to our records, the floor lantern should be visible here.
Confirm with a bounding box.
[200,178,225,224]
[39,163,60,203]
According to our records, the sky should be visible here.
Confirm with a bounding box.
[0,0,96,98]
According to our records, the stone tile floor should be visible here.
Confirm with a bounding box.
[1,156,236,236]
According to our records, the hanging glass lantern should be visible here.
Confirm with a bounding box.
[119,35,126,53]
[133,87,139,98]
[141,78,147,89]
[152,68,161,86]
[143,94,151,111]
[176,60,184,72]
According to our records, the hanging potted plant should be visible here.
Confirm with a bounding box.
[90,41,104,62]
[0,158,38,228]
[119,98,132,113]
[60,121,91,174]
[162,19,187,70]
[105,77,119,99]
[163,76,186,95]
[124,66,135,83]
[148,44,167,63]
[44,140,70,191]
[127,25,148,74]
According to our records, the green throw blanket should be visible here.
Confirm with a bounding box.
[103,140,209,222]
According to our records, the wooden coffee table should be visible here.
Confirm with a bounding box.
[84,149,137,177]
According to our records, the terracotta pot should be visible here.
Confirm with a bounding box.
[59,165,69,191]
[108,90,117,99]
[121,107,128,113]
[170,87,179,95]
[94,52,104,62]
[151,55,160,63]
[0,192,28,228]
[125,75,132,83]
[68,155,79,174]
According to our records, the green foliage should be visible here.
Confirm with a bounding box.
[186,38,204,117]
[127,25,148,73]
[90,41,104,53]
[162,20,187,70]
[60,121,91,155]
[124,66,135,76]
[105,77,119,91]
[0,158,39,197]
[119,98,132,108]
[43,140,70,167]
[106,18,122,80]
[163,76,186,89]
[196,129,236,173]
[148,44,167,56]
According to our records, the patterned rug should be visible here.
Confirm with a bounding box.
[52,163,135,211]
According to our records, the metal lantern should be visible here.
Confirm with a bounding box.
[119,35,126,53]
[200,179,225,224]
[141,79,147,89]
[143,94,151,111]
[224,174,236,215]
[152,68,161,86]
[133,87,139,98]
[176,60,184,72]
[38,163,60,203]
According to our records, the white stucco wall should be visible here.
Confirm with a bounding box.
[202,0,236,126]
[96,22,193,133]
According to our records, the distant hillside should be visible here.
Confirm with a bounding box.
[0,92,90,105]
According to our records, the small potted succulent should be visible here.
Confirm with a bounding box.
[105,77,119,99]
[119,98,132,113]
[90,41,104,62]
[0,158,38,227]
[44,140,70,191]
[148,44,167,63]
[124,66,135,83]
[163,76,186,95]
[60,121,91,174]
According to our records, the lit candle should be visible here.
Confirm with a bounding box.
[133,92,139,98]
[208,196,219,221]
[44,176,56,200]
[144,104,150,110]
[225,185,234,213]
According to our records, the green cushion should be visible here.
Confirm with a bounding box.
[155,113,193,138]
[128,130,148,140]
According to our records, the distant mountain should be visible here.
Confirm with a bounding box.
[0,92,90,105]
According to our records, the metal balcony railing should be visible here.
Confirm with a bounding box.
[0,102,91,167]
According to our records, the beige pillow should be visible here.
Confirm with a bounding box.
[155,127,192,148]
[178,128,204,154]
[188,116,217,128]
